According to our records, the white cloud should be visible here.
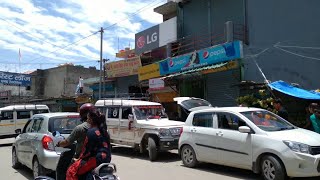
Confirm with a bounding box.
[0,0,165,72]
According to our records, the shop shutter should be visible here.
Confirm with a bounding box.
[206,69,240,107]
[116,75,139,94]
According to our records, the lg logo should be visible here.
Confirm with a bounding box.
[137,32,158,49]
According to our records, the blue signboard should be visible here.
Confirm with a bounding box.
[0,71,32,86]
[159,41,243,75]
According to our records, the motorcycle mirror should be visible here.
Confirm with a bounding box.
[52,131,61,137]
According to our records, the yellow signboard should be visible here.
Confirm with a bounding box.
[201,61,238,74]
[105,57,142,78]
[138,63,161,81]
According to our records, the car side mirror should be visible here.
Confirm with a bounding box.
[239,126,251,133]
[15,129,22,134]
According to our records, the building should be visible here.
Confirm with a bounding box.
[135,0,320,108]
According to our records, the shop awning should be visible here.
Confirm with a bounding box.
[268,80,320,100]
[162,62,229,79]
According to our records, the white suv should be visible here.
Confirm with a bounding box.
[179,107,320,180]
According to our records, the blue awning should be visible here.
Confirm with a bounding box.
[268,81,320,100]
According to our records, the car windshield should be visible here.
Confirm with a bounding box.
[240,111,295,132]
[181,99,211,110]
[49,116,82,134]
[133,105,168,120]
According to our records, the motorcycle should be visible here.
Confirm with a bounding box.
[35,131,119,180]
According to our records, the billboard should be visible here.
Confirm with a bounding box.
[138,63,160,81]
[135,17,177,55]
[159,41,243,75]
[0,71,32,86]
[105,57,142,78]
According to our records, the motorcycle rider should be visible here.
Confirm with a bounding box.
[57,103,95,158]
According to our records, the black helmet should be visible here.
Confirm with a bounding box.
[79,103,95,121]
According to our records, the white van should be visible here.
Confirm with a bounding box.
[0,104,50,137]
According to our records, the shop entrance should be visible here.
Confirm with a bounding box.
[180,79,205,99]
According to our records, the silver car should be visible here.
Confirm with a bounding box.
[11,112,82,178]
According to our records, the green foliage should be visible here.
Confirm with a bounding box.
[237,90,275,112]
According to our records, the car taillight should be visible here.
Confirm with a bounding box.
[42,135,55,151]
[179,127,183,136]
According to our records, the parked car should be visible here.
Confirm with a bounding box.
[173,97,212,122]
[11,112,82,178]
[0,104,50,138]
[179,107,320,180]
[95,99,186,161]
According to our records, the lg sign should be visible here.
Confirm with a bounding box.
[137,32,158,49]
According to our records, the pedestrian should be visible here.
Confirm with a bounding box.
[79,76,84,94]
[273,99,289,120]
[303,103,318,131]
[309,107,320,134]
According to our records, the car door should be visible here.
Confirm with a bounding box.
[16,110,31,133]
[119,107,135,143]
[24,117,43,168]
[215,112,252,169]
[16,119,34,166]
[0,110,15,135]
[190,112,220,163]
[106,107,120,140]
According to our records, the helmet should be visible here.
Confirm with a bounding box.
[79,103,95,121]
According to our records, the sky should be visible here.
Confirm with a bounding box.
[0,0,165,73]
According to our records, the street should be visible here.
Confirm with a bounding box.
[0,138,318,180]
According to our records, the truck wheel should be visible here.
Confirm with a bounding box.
[148,137,158,161]
[261,155,286,180]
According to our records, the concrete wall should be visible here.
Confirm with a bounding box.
[243,0,320,89]
[36,65,99,98]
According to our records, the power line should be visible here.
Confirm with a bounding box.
[27,30,100,63]
[102,0,165,31]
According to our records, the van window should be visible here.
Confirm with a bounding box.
[17,111,31,119]
[108,107,119,119]
[1,111,13,120]
[192,113,213,128]
[33,109,49,114]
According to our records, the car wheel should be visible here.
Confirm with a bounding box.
[33,157,46,178]
[12,148,22,169]
[181,145,198,168]
[148,137,158,161]
[261,155,286,180]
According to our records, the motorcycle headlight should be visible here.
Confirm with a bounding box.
[283,141,311,154]
[159,128,171,137]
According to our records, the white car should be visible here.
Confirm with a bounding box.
[12,112,81,178]
[178,107,320,180]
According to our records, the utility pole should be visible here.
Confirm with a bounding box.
[103,58,109,98]
[99,27,104,99]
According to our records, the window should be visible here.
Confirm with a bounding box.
[33,109,49,115]
[17,111,31,119]
[49,117,82,134]
[108,107,119,119]
[122,107,132,119]
[217,113,245,131]
[31,118,43,132]
[192,113,213,128]
[24,120,34,133]
[0,111,13,120]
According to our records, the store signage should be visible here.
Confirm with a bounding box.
[159,41,243,75]
[201,61,239,74]
[0,71,32,86]
[0,90,11,98]
[105,57,142,78]
[138,63,160,81]
[149,78,165,90]
[135,17,177,55]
